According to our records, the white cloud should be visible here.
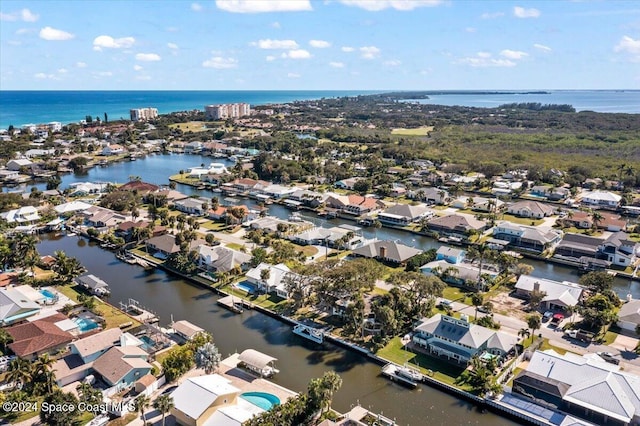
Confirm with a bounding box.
[287,72,301,78]
[271,21,281,28]
[500,49,528,59]
[477,51,492,58]
[338,0,442,11]
[93,71,113,77]
[57,68,68,74]
[360,46,380,59]
[167,43,179,50]
[136,53,161,62]
[1,8,39,22]
[93,35,135,51]
[310,39,331,48]
[480,11,504,19]
[15,28,33,35]
[457,53,517,67]
[133,64,143,71]
[614,35,640,61]
[34,72,56,80]
[76,62,87,68]
[341,46,355,52]
[21,8,39,21]
[283,49,311,59]
[39,26,74,41]
[465,27,476,33]
[329,61,344,68]
[252,39,299,49]
[533,43,552,52]
[191,3,203,11]
[216,0,312,13]
[266,55,276,61]
[514,6,540,18]
[383,59,401,66]
[202,56,239,68]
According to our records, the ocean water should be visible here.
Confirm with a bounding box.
[0,90,638,129]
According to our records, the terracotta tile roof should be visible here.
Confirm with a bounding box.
[7,313,74,357]
[119,181,160,193]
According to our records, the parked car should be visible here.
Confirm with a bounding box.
[564,329,594,343]
[542,311,553,322]
[438,299,453,309]
[597,352,620,365]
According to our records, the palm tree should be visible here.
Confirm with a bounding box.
[195,342,222,374]
[518,327,531,342]
[134,394,151,426]
[6,357,33,389]
[52,250,84,284]
[471,292,484,320]
[153,394,174,426]
[34,354,56,394]
[591,211,603,230]
[0,328,13,353]
[526,313,542,343]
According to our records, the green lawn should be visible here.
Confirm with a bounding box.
[168,121,209,132]
[291,243,318,257]
[390,126,434,136]
[538,338,570,355]
[500,214,544,226]
[200,221,227,231]
[442,286,471,303]
[376,337,468,388]
[225,242,246,251]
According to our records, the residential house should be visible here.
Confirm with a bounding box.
[246,263,301,298]
[426,214,486,239]
[174,197,210,215]
[6,159,33,171]
[145,234,204,259]
[6,313,74,360]
[172,320,205,341]
[554,234,604,261]
[412,314,519,365]
[0,286,41,325]
[287,189,326,208]
[0,169,19,181]
[435,246,465,264]
[493,222,562,253]
[290,225,363,249]
[92,346,152,389]
[513,350,640,426]
[507,200,555,219]
[119,180,160,195]
[101,144,125,156]
[334,177,362,190]
[54,200,92,215]
[24,148,55,158]
[197,245,251,273]
[67,182,109,196]
[171,374,263,426]
[530,185,570,201]
[343,195,384,216]
[76,274,110,296]
[597,232,639,267]
[377,203,433,226]
[451,196,503,212]
[406,187,449,205]
[184,141,203,153]
[0,206,40,224]
[421,260,495,287]
[259,184,297,200]
[83,206,127,229]
[581,191,622,209]
[352,240,422,264]
[514,275,584,311]
[562,211,594,229]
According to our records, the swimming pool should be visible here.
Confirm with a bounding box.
[74,317,100,332]
[40,289,56,300]
[139,335,155,352]
[236,282,256,294]
[240,392,280,410]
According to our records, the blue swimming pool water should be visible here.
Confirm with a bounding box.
[139,335,155,352]
[236,282,256,294]
[40,289,56,299]
[74,317,99,332]
[240,392,280,410]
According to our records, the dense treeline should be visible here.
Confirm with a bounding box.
[499,102,576,112]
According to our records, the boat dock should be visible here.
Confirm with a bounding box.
[217,295,251,313]
[381,363,425,388]
[292,323,325,344]
[119,298,159,324]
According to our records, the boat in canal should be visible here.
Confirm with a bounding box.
[292,323,324,344]
[381,363,425,388]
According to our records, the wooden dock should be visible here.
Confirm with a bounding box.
[217,295,247,314]
[381,363,425,388]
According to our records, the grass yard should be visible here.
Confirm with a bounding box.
[225,242,246,251]
[500,214,544,226]
[390,126,434,136]
[376,337,468,388]
[169,174,201,185]
[538,338,570,355]
[292,243,318,257]
[200,221,227,231]
[168,121,210,132]
[441,286,472,304]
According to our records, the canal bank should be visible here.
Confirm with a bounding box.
[37,234,519,426]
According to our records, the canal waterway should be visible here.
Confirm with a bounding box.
[37,235,518,426]
[17,152,638,298]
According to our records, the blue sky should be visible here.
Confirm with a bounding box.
[1,0,639,90]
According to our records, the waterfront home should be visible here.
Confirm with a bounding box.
[0,286,42,325]
[406,187,449,205]
[6,158,33,171]
[0,206,40,224]
[245,263,301,298]
[197,245,251,273]
[92,345,152,389]
[258,184,297,200]
[530,185,571,201]
[378,203,433,226]
[174,197,210,216]
[116,220,165,241]
[597,231,639,267]
[54,200,92,215]
[290,225,363,249]
[68,181,110,196]
[184,141,203,153]
[617,299,640,332]
[76,274,110,296]
[24,148,55,158]
[171,320,205,341]
[421,259,497,288]
[0,169,19,181]
[426,214,486,239]
[188,163,229,178]
[83,206,127,230]
[145,234,205,259]
[492,222,562,253]
[554,233,603,261]
[119,180,159,195]
[101,144,125,156]
[435,246,465,264]
[151,188,189,204]
[248,216,301,234]
[507,200,555,219]
[514,275,584,311]
[287,189,326,207]
[171,374,262,426]
[6,313,74,360]
[513,350,640,426]
[411,314,519,365]
[580,190,622,209]
[324,194,384,216]
[352,240,422,265]
[208,205,255,224]
[53,328,123,386]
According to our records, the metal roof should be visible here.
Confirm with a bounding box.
[238,349,277,369]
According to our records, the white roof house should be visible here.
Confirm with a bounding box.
[618,299,640,331]
[54,200,93,214]
[0,206,40,223]
[245,263,297,298]
[0,287,41,325]
[581,191,622,207]
[171,374,243,423]
[514,275,584,310]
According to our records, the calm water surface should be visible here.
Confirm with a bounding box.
[37,235,517,426]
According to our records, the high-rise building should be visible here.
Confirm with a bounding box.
[205,103,250,120]
[130,107,159,122]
